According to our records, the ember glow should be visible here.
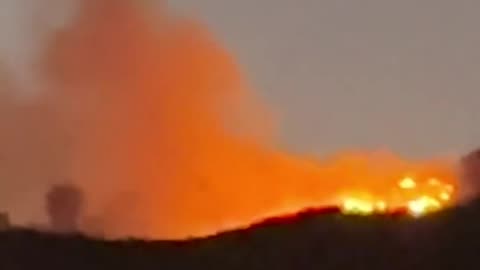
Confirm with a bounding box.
[340,176,455,216]
[39,0,459,239]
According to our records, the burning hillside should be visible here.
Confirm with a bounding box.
[7,0,456,239]
[339,176,455,216]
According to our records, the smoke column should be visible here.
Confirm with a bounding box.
[0,0,459,239]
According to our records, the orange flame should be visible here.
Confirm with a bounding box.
[340,176,455,216]
[43,0,458,239]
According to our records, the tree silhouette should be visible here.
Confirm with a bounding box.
[46,183,85,233]
[0,212,9,230]
[460,149,480,203]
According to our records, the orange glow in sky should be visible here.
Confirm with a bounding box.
[43,0,459,239]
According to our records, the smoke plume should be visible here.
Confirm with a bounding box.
[0,0,460,239]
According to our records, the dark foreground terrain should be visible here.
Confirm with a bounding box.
[2,202,480,270]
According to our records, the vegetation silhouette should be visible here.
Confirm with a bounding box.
[46,183,85,233]
[2,199,480,269]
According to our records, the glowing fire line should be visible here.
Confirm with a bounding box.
[340,176,455,217]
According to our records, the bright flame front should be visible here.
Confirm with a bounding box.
[340,176,455,217]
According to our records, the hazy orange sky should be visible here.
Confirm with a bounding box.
[0,0,477,232]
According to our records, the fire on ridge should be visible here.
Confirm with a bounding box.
[41,0,462,239]
[339,176,455,217]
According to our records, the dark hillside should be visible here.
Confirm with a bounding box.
[2,201,480,270]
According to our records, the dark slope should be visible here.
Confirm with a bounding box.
[1,202,480,270]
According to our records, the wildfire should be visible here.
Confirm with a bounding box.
[340,176,455,216]
[42,0,460,239]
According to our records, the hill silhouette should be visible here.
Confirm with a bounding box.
[1,201,480,269]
